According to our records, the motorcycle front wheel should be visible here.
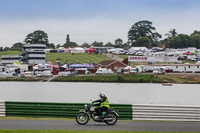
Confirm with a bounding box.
[76,112,89,125]
[105,112,118,125]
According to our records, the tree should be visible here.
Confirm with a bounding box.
[134,37,151,48]
[165,34,191,48]
[164,36,180,48]
[46,43,56,49]
[63,34,78,48]
[56,44,61,49]
[63,42,78,48]
[122,42,130,49]
[24,30,49,44]
[11,42,24,51]
[114,38,123,48]
[4,47,10,51]
[92,41,103,47]
[66,34,70,43]
[128,20,161,47]
[0,47,3,52]
[165,29,178,38]
[105,42,114,47]
[82,42,90,48]
[177,34,191,48]
[190,34,200,48]
[191,30,200,36]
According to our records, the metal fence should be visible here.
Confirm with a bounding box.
[132,104,200,121]
[0,101,5,117]
[5,101,132,120]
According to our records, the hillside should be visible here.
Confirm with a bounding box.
[0,51,111,64]
[46,53,111,64]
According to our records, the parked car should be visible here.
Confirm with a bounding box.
[24,72,33,77]
[126,51,134,55]
[130,68,138,74]
[58,71,71,77]
[36,71,43,77]
[0,72,13,78]
[123,66,138,74]
[119,50,126,55]
[68,70,78,76]
[165,67,173,73]
[153,67,166,74]
[96,68,114,75]
[58,70,78,77]
[42,71,53,77]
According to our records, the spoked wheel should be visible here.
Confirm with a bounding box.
[105,112,118,125]
[76,112,89,125]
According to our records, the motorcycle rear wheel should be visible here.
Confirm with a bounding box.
[76,112,89,125]
[105,112,118,125]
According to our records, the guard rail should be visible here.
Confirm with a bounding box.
[132,104,200,121]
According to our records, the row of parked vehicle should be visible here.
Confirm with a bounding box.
[58,70,78,77]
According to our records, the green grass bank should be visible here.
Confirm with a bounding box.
[1,74,199,83]
[52,74,200,83]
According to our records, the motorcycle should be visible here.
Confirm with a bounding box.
[76,103,119,125]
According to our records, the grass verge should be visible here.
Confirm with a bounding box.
[52,74,162,83]
[52,74,200,83]
[0,77,44,82]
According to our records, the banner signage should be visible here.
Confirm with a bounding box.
[128,56,178,62]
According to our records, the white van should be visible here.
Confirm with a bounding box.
[96,68,114,75]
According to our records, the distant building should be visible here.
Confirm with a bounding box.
[97,60,127,73]
[1,55,22,66]
[21,44,46,65]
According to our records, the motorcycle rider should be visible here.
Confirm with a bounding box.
[92,92,110,120]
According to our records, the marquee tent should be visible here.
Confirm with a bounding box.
[86,48,96,53]
[70,47,85,53]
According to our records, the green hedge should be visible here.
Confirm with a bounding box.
[5,101,132,120]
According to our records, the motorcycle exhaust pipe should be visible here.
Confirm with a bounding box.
[104,118,112,121]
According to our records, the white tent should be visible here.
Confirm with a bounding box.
[70,47,85,53]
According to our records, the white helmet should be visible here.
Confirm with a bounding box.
[99,92,105,98]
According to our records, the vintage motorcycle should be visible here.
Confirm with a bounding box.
[76,103,119,125]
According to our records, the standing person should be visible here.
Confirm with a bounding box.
[92,92,110,120]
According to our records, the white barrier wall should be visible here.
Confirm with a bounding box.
[0,101,5,117]
[132,104,200,121]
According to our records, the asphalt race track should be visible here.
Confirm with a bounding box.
[0,120,200,132]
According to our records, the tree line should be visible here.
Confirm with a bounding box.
[1,20,200,52]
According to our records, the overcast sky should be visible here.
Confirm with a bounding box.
[0,0,200,47]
